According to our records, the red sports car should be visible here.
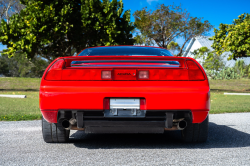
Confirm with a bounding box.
[40,46,210,143]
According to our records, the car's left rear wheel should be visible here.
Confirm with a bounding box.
[181,114,209,143]
[42,116,70,143]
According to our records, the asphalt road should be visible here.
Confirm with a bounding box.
[1,113,250,165]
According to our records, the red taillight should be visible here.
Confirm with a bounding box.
[45,59,65,80]
[44,59,205,81]
[103,98,110,109]
[186,60,205,80]
[147,69,189,80]
[140,98,146,110]
[102,71,112,79]
[62,69,102,80]
[138,71,149,79]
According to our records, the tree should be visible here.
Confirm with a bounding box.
[133,4,184,48]
[210,13,250,60]
[177,17,212,56]
[0,0,25,24]
[167,41,180,55]
[133,4,212,56]
[0,0,134,62]
[191,46,225,71]
[28,55,49,77]
[0,54,9,76]
[134,33,154,46]
[0,53,49,77]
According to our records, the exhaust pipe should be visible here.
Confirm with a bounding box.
[61,118,77,130]
[177,120,187,130]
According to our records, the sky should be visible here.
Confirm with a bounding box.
[123,0,250,29]
[122,0,250,45]
[1,0,250,51]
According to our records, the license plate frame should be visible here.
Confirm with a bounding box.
[104,109,146,118]
[105,98,145,118]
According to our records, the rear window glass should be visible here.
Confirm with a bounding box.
[78,46,174,57]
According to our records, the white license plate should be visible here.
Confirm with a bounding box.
[110,98,140,109]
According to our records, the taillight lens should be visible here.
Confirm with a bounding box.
[138,71,149,79]
[186,60,205,80]
[44,59,205,81]
[103,98,110,109]
[45,59,65,80]
[147,69,189,80]
[102,70,112,79]
[140,98,146,110]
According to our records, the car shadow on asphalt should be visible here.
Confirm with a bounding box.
[70,122,250,149]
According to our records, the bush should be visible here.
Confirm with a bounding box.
[206,68,240,80]
[207,60,250,80]
[0,53,48,78]
[234,60,250,78]
[248,65,250,78]
[191,46,225,72]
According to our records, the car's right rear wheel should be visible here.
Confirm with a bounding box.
[181,114,209,143]
[42,116,70,143]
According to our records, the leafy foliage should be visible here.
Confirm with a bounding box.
[133,4,212,56]
[0,0,135,62]
[0,54,9,76]
[167,41,180,55]
[206,68,241,80]
[192,46,250,80]
[191,46,225,71]
[134,33,154,46]
[0,53,48,77]
[133,4,183,48]
[206,60,250,80]
[234,60,250,78]
[210,13,250,60]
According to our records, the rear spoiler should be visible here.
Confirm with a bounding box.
[57,56,188,68]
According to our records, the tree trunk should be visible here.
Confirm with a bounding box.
[176,37,192,57]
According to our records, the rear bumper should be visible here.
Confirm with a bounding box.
[41,109,208,133]
[40,80,210,124]
[42,109,208,126]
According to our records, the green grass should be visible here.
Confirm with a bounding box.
[0,91,41,121]
[209,79,250,92]
[210,92,250,114]
[0,77,250,121]
[0,77,40,91]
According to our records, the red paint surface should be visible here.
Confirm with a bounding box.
[40,48,210,124]
[41,110,58,123]
[192,110,209,123]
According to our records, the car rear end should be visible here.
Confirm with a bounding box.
[40,47,210,143]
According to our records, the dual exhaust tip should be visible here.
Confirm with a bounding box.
[62,118,77,130]
[177,120,187,130]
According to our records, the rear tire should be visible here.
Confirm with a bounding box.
[42,116,70,143]
[181,114,209,143]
